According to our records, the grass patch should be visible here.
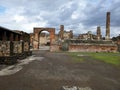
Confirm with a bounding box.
[88,52,120,66]
[68,52,120,66]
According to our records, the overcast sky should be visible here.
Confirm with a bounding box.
[0,0,120,37]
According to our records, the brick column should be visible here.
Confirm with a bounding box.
[50,29,55,45]
[97,26,101,40]
[60,25,64,31]
[106,12,110,40]
[60,25,64,39]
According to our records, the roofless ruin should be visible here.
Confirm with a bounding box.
[30,12,118,52]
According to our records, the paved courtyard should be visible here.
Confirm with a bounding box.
[0,50,120,90]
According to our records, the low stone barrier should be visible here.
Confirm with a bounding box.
[69,44,118,52]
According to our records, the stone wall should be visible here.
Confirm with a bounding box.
[0,41,30,57]
[13,41,23,54]
[0,41,11,56]
[50,45,61,52]
[69,44,118,52]
[24,42,29,51]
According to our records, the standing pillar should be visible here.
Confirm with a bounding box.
[59,25,64,39]
[105,12,110,40]
[33,32,39,50]
[50,29,55,45]
[60,25,64,31]
[97,26,102,40]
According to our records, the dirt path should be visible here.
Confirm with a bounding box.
[0,50,120,90]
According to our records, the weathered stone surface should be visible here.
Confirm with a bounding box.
[33,28,55,50]
[96,26,102,40]
[68,39,118,52]
[0,41,10,56]
[62,86,92,90]
[69,44,117,52]
[58,25,73,40]
[50,45,60,52]
[78,31,97,40]
[24,42,29,51]
[13,41,23,54]
[106,12,110,40]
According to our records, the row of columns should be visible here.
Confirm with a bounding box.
[96,12,110,40]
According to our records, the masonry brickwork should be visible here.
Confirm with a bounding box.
[29,12,119,52]
[106,12,110,40]
[32,27,55,50]
[58,25,73,40]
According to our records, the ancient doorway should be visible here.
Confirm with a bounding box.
[33,27,55,50]
[38,31,50,50]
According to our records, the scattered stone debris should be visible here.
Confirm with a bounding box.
[0,55,44,76]
[77,54,87,57]
[62,86,92,90]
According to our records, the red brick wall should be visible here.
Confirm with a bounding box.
[69,44,118,52]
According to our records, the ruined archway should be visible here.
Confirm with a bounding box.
[38,31,50,46]
[33,27,55,50]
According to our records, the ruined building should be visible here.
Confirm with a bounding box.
[58,25,73,40]
[78,31,97,40]
[112,35,120,52]
[78,12,111,41]
[78,26,102,40]
[30,27,55,50]
[67,12,118,52]
[30,12,118,52]
[0,27,31,64]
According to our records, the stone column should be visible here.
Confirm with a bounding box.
[105,12,110,40]
[50,28,55,45]
[34,32,39,49]
[60,25,64,39]
[60,25,64,31]
[69,30,73,38]
[97,26,101,40]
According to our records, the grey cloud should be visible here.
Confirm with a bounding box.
[0,0,120,37]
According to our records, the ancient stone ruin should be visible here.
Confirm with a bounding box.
[30,12,118,52]
[0,27,31,64]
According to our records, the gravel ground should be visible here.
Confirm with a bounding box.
[0,50,120,90]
